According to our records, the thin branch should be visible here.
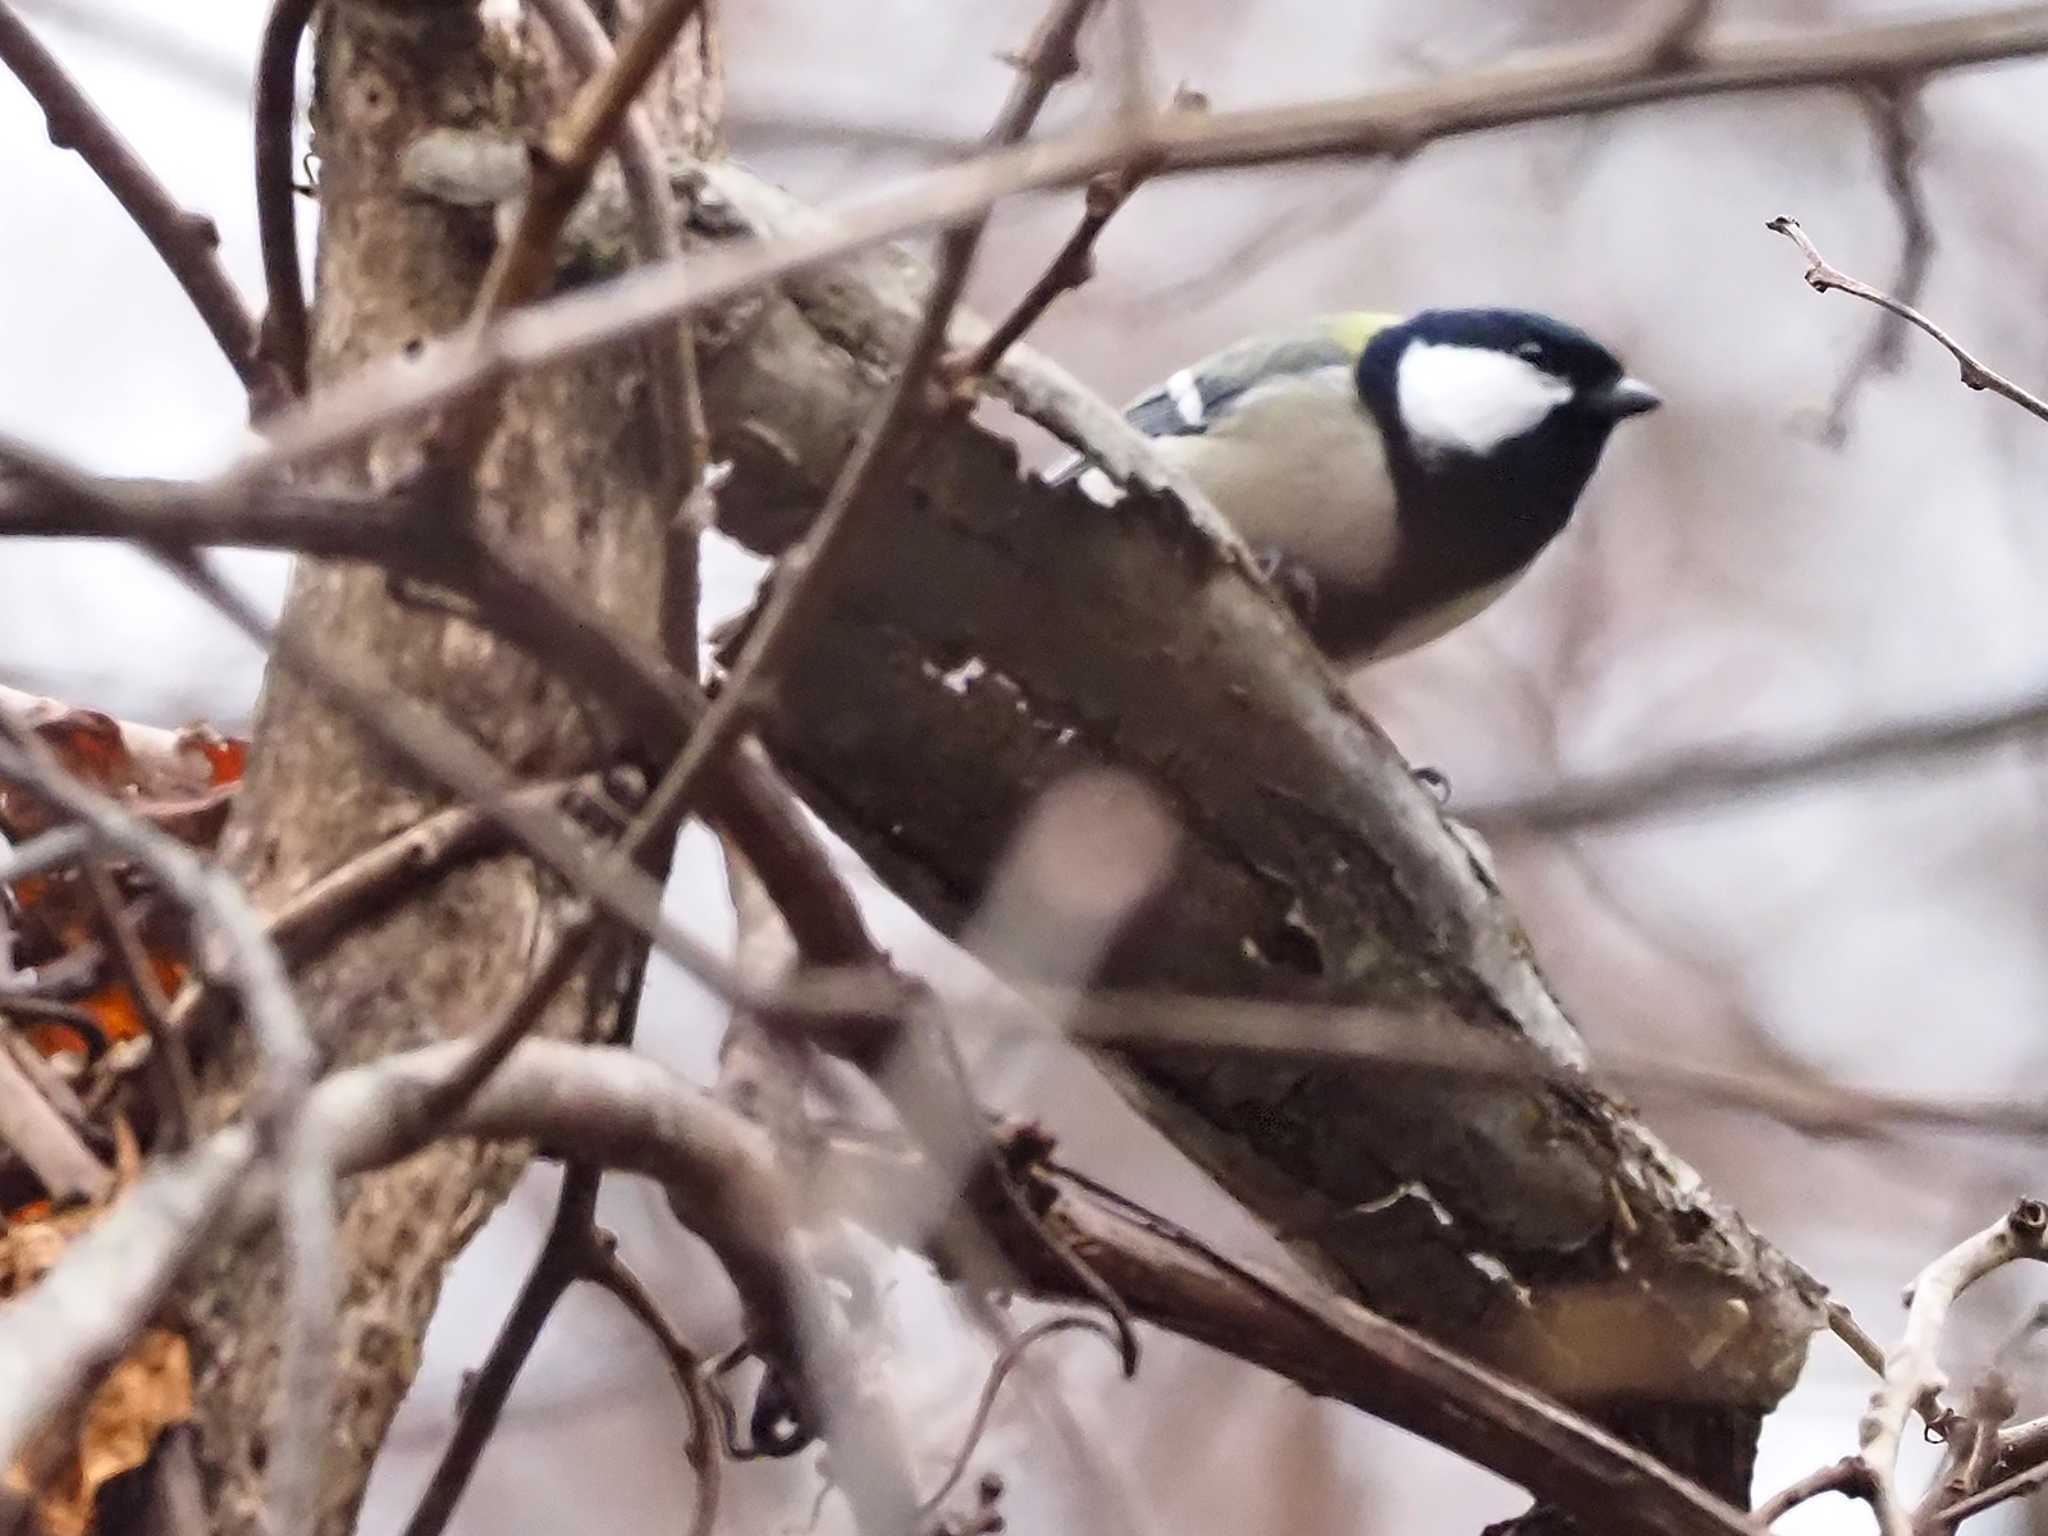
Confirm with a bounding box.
[0,434,420,555]
[1939,1456,2048,1527]
[248,1043,940,1536]
[78,852,197,1148]
[523,0,709,506]
[0,1019,108,1201]
[0,719,329,1536]
[255,773,611,967]
[580,1240,720,1536]
[654,234,977,826]
[633,0,1094,846]
[251,0,316,395]
[232,2,2048,479]
[1769,215,2048,424]
[1812,85,1933,443]
[1465,681,2048,834]
[1858,1200,2048,1536]
[956,161,1144,383]
[158,550,747,1004]
[1919,1368,2019,1531]
[915,1315,1121,1519]
[397,906,600,1139]
[0,0,279,401]
[0,825,92,883]
[1753,1456,1874,1527]
[396,1166,602,1536]
[3,1037,1748,1536]
[395,727,766,1533]
[1639,0,1716,69]
[0,444,885,1024]
[980,1154,1760,1536]
[433,0,706,475]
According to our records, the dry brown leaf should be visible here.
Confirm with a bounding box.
[1,700,242,1062]
[5,1329,192,1536]
[0,1120,185,1535]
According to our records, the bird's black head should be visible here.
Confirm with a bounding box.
[1356,308,1658,580]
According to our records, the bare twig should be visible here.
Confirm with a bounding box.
[79,852,197,1148]
[1466,681,2048,833]
[434,0,706,475]
[397,1167,603,1536]
[1990,1413,2048,1496]
[397,907,600,1140]
[1936,1461,2048,1526]
[0,435,420,554]
[1753,1456,1874,1527]
[0,0,278,400]
[1859,1200,2048,1536]
[0,1022,108,1201]
[2,1037,1750,1536]
[658,234,977,823]
[643,0,1094,844]
[0,445,892,1024]
[342,1042,929,1536]
[0,825,91,883]
[1829,1301,1891,1379]
[523,0,709,515]
[1639,0,1716,69]
[1811,85,1932,442]
[256,774,610,966]
[235,4,2048,481]
[915,1315,1122,1518]
[0,720,329,1536]
[1769,215,2048,425]
[397,726,751,1534]
[580,1240,721,1536]
[252,0,316,395]
[956,163,1143,382]
[158,550,746,1003]
[1918,1368,2019,1530]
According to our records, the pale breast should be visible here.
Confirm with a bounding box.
[1148,365,1401,590]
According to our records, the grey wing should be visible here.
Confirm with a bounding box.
[1121,332,1356,438]
[1049,330,1356,484]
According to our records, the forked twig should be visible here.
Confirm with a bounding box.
[1857,1200,2048,1536]
[1769,215,2048,425]
[915,1315,1123,1519]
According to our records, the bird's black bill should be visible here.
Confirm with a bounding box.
[1583,376,1661,419]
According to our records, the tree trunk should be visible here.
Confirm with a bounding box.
[183,6,716,1533]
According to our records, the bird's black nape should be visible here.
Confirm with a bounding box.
[1400,307,1627,394]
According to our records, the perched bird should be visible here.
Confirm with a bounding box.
[1070,309,1659,664]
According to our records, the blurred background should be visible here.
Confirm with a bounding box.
[6,1,2048,1531]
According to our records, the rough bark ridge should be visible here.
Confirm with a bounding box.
[185,6,714,1534]
[685,170,1825,1503]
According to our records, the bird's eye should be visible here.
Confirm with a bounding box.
[1514,340,1547,364]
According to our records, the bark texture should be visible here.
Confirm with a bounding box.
[185,5,715,1534]
[684,166,1825,1504]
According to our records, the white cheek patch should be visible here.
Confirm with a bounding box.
[1396,341,1574,458]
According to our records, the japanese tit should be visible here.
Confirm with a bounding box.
[1068,309,1659,664]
